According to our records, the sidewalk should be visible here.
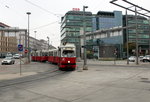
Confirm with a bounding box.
[0,72,37,80]
[86,59,150,66]
[0,60,55,81]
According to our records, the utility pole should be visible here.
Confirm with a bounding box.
[26,12,31,63]
[83,6,88,70]
[126,9,129,65]
[135,7,139,65]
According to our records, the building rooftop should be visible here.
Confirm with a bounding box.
[66,11,92,16]
[0,22,10,28]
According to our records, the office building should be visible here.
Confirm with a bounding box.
[93,11,122,31]
[60,10,93,57]
[85,11,123,58]
[123,15,150,55]
[0,22,53,57]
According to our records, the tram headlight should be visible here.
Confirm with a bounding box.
[68,61,70,63]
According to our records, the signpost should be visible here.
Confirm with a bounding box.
[18,44,23,75]
[18,44,23,51]
[24,49,28,53]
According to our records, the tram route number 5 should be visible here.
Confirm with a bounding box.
[18,44,23,51]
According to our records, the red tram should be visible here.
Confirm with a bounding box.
[31,43,76,70]
[40,50,48,62]
[31,50,48,62]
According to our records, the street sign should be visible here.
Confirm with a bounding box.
[24,49,28,53]
[18,44,23,51]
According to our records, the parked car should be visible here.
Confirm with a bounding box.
[13,54,20,59]
[139,56,144,61]
[6,52,13,57]
[1,57,15,65]
[142,55,150,62]
[128,56,136,62]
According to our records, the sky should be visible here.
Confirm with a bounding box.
[0,0,149,47]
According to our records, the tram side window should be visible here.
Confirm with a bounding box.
[45,52,48,56]
[54,51,58,57]
[40,52,42,56]
[49,52,53,56]
[36,52,38,56]
[62,50,75,57]
[37,52,40,56]
[41,52,48,56]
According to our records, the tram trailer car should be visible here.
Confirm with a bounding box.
[35,51,41,62]
[31,50,40,62]
[48,49,58,64]
[31,51,36,61]
[40,50,48,62]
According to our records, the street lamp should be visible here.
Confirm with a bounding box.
[83,6,88,70]
[47,36,49,50]
[26,12,31,63]
[34,31,37,50]
[34,31,37,39]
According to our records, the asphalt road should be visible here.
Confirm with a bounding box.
[0,60,150,102]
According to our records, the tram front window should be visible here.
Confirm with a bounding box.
[62,50,75,57]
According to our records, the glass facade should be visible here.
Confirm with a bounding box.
[87,11,123,59]
[123,15,150,55]
[61,11,92,43]
[60,11,93,57]
[93,11,122,31]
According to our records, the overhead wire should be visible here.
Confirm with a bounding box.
[24,0,61,46]
[31,21,59,30]
[24,0,62,30]
[24,0,62,17]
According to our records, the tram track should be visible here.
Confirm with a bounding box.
[0,68,67,88]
